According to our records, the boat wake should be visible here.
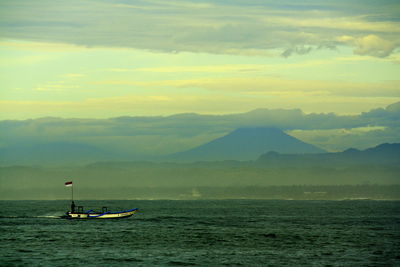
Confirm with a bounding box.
[36,215,63,219]
[0,215,62,219]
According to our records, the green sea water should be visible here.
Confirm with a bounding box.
[1,200,399,266]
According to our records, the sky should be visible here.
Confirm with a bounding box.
[1,0,400,119]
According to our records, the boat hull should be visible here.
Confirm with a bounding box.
[63,208,138,219]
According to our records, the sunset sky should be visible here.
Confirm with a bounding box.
[1,0,399,119]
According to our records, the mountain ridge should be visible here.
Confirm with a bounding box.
[257,142,400,166]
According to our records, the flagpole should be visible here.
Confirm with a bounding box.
[65,181,74,213]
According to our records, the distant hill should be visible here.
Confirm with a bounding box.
[1,143,399,200]
[0,142,120,165]
[257,143,400,166]
[167,127,325,162]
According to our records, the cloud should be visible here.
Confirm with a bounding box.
[354,35,396,58]
[1,90,398,120]
[281,46,313,57]
[90,77,400,98]
[338,35,396,58]
[135,65,264,73]
[0,40,87,52]
[288,126,395,152]
[34,80,81,92]
[64,73,85,78]
[1,0,399,56]
[104,65,265,73]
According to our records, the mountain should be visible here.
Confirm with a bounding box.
[167,127,325,162]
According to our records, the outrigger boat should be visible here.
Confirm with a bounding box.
[63,205,138,219]
[62,181,138,219]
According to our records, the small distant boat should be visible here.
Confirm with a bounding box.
[62,181,138,219]
[63,206,138,219]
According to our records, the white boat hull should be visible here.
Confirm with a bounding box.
[64,208,138,219]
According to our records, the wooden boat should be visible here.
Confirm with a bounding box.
[63,206,138,219]
[63,181,138,219]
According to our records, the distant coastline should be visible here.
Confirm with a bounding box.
[1,185,399,201]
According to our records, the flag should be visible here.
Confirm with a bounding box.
[65,181,73,187]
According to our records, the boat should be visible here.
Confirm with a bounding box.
[62,181,138,219]
[63,206,138,219]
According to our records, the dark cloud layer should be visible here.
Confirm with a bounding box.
[1,0,399,56]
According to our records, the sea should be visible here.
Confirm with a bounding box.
[1,200,399,266]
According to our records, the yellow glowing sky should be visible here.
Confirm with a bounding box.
[0,0,399,119]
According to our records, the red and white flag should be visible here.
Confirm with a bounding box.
[65,181,73,187]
